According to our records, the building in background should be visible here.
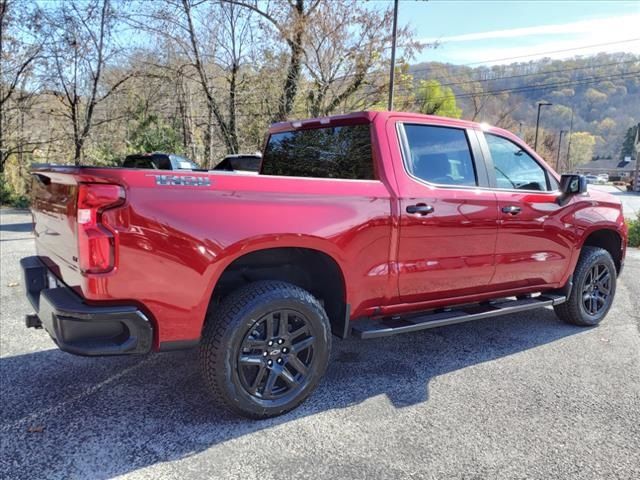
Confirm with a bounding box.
[575,157,637,180]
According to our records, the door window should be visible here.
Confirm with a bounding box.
[485,134,553,191]
[402,124,477,186]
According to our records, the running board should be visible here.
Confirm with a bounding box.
[351,294,567,339]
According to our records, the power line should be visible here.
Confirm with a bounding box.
[398,71,639,106]
[122,70,638,121]
[331,39,640,83]
[459,38,640,67]
[388,61,638,96]
[300,57,638,101]
[410,60,639,89]
[226,68,640,109]
[453,71,639,99]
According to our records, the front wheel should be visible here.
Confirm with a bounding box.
[554,246,617,326]
[200,281,331,419]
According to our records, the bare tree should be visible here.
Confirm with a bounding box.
[40,0,133,165]
[180,0,238,161]
[0,0,42,170]
[463,83,489,121]
[174,64,197,160]
[132,0,258,163]
[224,0,322,122]
[302,1,421,117]
[216,0,255,152]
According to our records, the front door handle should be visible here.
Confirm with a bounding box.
[406,203,434,215]
[501,205,522,215]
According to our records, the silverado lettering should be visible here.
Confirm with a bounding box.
[152,174,212,186]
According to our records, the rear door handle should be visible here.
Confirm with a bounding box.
[501,205,522,215]
[406,203,434,215]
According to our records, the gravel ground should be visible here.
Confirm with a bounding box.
[1,208,639,480]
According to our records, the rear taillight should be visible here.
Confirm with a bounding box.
[77,183,125,274]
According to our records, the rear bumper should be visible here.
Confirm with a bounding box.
[20,256,153,356]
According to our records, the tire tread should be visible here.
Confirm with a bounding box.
[199,281,330,418]
[554,246,616,326]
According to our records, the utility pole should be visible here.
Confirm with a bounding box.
[634,122,640,192]
[534,101,552,151]
[556,130,567,172]
[566,107,574,171]
[387,0,399,111]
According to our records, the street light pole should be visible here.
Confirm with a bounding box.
[534,101,552,151]
[556,130,567,172]
[387,0,399,111]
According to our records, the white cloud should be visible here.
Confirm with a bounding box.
[422,14,640,65]
[422,14,640,44]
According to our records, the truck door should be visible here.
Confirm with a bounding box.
[392,122,499,303]
[479,131,574,290]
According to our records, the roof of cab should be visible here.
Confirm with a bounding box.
[269,110,490,134]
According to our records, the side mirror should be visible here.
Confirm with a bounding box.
[560,174,587,195]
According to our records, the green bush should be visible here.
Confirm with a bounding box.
[0,173,30,208]
[628,214,640,248]
[1,174,13,205]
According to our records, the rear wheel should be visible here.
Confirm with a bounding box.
[200,281,331,418]
[554,246,616,326]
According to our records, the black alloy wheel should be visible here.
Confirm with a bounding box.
[200,281,331,418]
[237,309,316,401]
[554,246,617,326]
[581,263,612,316]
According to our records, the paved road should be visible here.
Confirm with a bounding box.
[1,208,639,480]
[589,184,640,219]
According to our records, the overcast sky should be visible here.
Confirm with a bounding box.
[393,0,640,65]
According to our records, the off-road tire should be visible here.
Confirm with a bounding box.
[554,246,616,326]
[199,281,331,419]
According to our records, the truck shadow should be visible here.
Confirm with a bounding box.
[0,222,33,233]
[0,309,586,479]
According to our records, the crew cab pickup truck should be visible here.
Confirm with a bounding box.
[21,111,627,418]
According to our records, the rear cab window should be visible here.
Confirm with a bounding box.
[261,124,375,180]
[124,156,171,169]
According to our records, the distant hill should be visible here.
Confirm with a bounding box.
[409,52,640,158]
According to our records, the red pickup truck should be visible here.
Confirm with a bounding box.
[22,111,627,418]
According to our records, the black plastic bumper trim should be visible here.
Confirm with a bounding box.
[20,256,153,356]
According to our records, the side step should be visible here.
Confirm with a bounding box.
[351,294,566,339]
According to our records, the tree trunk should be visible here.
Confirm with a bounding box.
[176,74,195,159]
[205,106,215,168]
[273,0,305,122]
[74,139,83,166]
[276,35,303,122]
[228,62,239,154]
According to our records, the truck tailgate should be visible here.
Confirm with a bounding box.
[30,171,80,282]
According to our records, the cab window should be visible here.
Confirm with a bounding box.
[261,124,375,180]
[485,134,555,191]
[402,124,477,187]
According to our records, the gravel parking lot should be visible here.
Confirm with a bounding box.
[589,184,640,219]
[1,207,639,480]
